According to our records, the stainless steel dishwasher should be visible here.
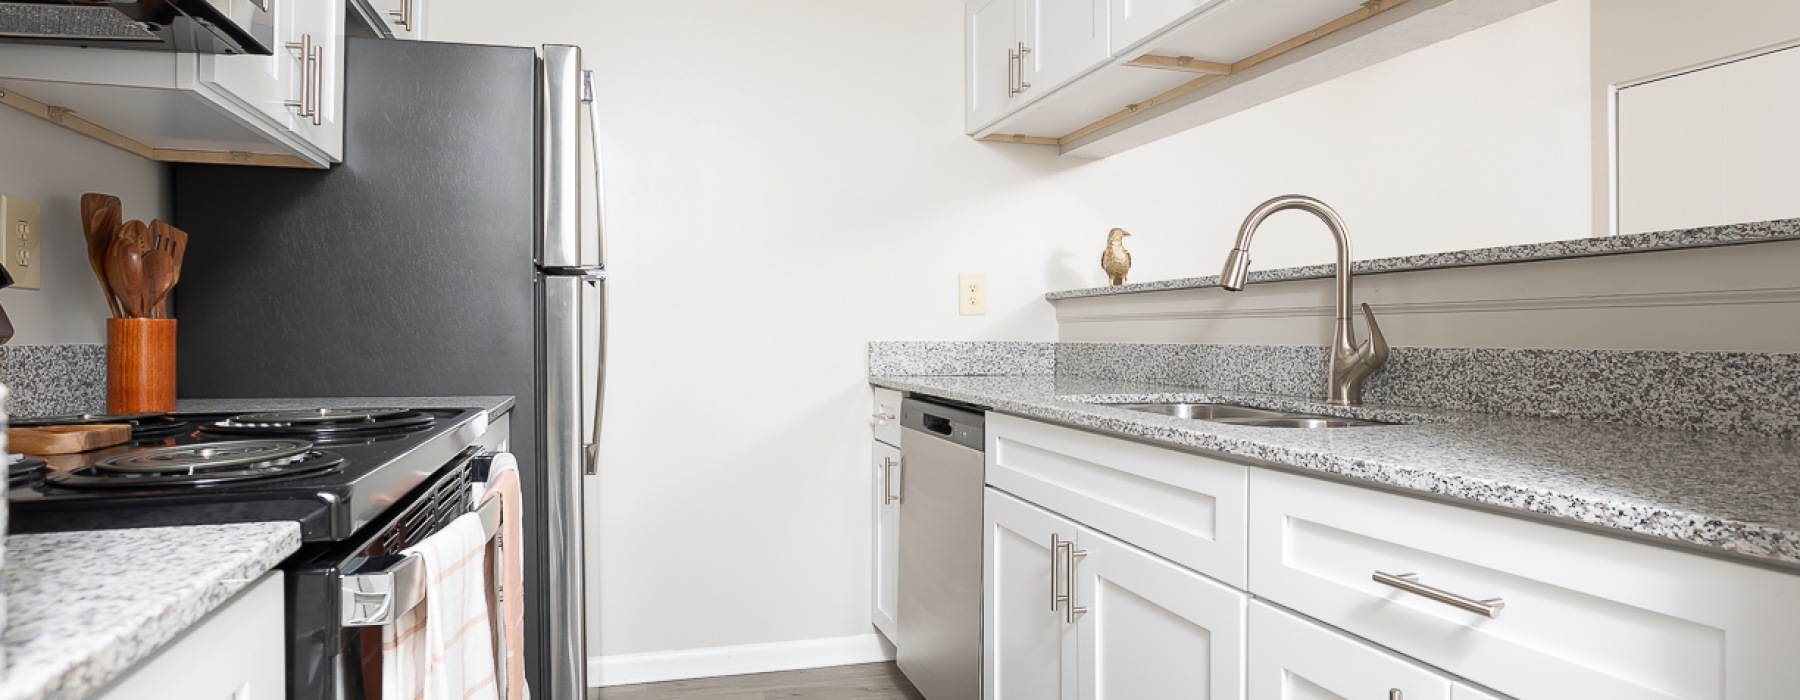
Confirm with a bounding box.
[896,396,985,700]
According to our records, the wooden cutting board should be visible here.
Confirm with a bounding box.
[9,424,132,455]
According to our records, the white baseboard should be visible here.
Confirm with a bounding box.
[589,633,897,687]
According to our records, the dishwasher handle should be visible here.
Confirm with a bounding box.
[901,397,986,452]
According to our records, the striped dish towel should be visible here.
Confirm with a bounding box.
[382,510,500,700]
[480,453,528,700]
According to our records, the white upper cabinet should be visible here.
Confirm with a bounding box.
[350,0,427,40]
[0,0,345,168]
[1111,0,1217,53]
[967,0,1025,133]
[1024,0,1111,100]
[967,0,1110,134]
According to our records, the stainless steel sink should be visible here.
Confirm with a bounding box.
[1104,402,1394,428]
[1107,403,1288,420]
[1215,416,1391,429]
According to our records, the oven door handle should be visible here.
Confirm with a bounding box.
[339,491,504,627]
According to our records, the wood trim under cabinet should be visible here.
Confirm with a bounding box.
[0,86,315,169]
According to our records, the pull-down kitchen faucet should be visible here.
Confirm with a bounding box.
[1219,195,1388,405]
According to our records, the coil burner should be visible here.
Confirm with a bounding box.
[47,439,344,488]
[201,408,436,440]
[11,412,192,441]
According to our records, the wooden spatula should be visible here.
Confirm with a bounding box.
[148,219,188,295]
[80,194,123,318]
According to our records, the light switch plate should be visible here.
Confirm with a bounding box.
[959,273,986,316]
[0,195,41,290]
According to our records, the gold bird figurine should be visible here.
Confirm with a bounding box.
[1101,228,1133,285]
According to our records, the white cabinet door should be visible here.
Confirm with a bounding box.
[1248,602,1451,700]
[871,440,902,640]
[1023,0,1110,99]
[1076,525,1245,700]
[193,0,300,130]
[985,488,1079,700]
[94,573,285,700]
[290,0,346,160]
[1112,0,1217,52]
[967,0,1023,133]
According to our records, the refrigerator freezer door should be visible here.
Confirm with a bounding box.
[541,44,605,271]
[541,272,602,698]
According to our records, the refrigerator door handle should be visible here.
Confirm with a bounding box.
[585,276,606,476]
[582,68,607,269]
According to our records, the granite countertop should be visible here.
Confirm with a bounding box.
[1046,217,1800,300]
[177,395,516,416]
[0,522,301,700]
[871,374,1800,570]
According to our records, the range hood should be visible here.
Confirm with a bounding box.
[0,0,274,55]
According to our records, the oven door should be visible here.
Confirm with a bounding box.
[286,447,510,700]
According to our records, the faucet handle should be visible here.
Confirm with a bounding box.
[1357,302,1389,366]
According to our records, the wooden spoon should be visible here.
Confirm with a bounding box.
[80,194,124,318]
[141,249,175,319]
[107,222,148,318]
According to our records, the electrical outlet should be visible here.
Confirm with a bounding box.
[958,273,986,316]
[0,195,41,290]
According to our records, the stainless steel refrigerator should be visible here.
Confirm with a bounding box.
[172,39,605,698]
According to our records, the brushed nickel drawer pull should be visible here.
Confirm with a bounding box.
[1390,690,1402,700]
[1373,571,1505,619]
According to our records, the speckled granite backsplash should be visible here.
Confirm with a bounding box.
[1057,343,1800,441]
[0,344,105,418]
[868,341,1055,376]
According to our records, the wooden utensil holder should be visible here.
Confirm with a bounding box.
[107,318,176,413]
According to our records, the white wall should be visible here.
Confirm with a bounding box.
[1589,0,1800,235]
[426,0,1591,665]
[0,107,167,344]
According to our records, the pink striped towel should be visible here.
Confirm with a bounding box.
[382,510,500,700]
[480,453,528,700]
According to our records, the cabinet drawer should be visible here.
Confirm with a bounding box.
[872,387,902,447]
[1249,602,1450,700]
[986,414,1246,587]
[94,572,285,700]
[1248,470,1800,700]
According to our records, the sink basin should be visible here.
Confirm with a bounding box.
[1103,402,1395,428]
[1108,403,1288,420]
[1214,416,1391,429]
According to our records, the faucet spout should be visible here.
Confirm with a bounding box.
[1217,195,1388,405]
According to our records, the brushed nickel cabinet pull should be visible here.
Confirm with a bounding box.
[1373,571,1505,619]
[388,0,414,31]
[1064,545,1087,623]
[1016,42,1032,92]
[881,457,900,504]
[1049,533,1066,612]
[1389,690,1403,700]
[1007,48,1020,96]
[284,34,314,119]
[309,44,324,126]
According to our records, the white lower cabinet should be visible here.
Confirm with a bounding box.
[871,439,902,639]
[1248,469,1800,699]
[94,572,285,700]
[985,487,1245,700]
[1249,602,1450,700]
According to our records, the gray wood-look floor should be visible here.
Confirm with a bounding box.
[590,663,925,700]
